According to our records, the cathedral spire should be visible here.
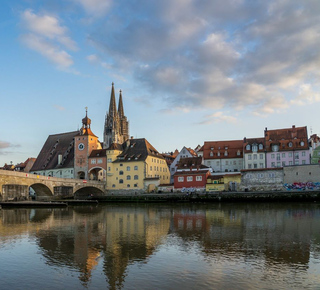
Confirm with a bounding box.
[109,82,117,117]
[118,90,124,119]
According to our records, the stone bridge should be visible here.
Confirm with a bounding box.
[0,170,106,201]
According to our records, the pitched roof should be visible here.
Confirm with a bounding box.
[114,138,164,163]
[176,157,204,169]
[89,149,107,158]
[243,137,265,153]
[203,140,243,159]
[31,131,78,171]
[264,125,308,152]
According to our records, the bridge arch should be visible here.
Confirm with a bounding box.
[30,183,53,201]
[88,166,106,181]
[74,186,104,200]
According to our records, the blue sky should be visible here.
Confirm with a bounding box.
[1,0,320,165]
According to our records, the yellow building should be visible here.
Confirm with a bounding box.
[206,173,241,192]
[106,138,170,191]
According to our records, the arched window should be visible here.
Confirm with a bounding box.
[119,179,123,184]
[134,166,138,170]
[134,175,138,180]
[127,166,130,171]
[127,175,131,180]
[252,144,258,152]
[210,152,213,157]
[119,170,124,175]
[246,144,250,150]
[259,144,263,150]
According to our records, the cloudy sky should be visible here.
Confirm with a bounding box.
[1,0,320,165]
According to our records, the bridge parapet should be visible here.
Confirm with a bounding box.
[0,170,106,200]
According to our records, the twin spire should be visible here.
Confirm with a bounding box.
[104,82,129,149]
[109,82,124,118]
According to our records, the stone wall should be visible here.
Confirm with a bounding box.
[283,164,320,184]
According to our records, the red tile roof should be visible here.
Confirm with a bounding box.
[203,140,243,159]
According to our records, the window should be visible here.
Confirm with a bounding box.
[210,152,213,157]
[248,155,252,160]
[248,164,252,169]
[217,152,220,156]
[282,161,286,166]
[196,176,202,181]
[259,163,264,168]
[300,141,304,146]
[97,159,103,164]
[259,144,263,150]
[254,164,257,168]
[134,175,138,180]
[119,170,123,175]
[272,145,279,152]
[289,152,293,157]
[150,166,152,171]
[295,152,299,159]
[187,176,193,182]
[108,167,111,171]
[289,161,293,165]
[127,175,131,180]
[119,179,123,184]
[288,142,293,147]
[91,159,96,164]
[127,184,130,188]
[276,153,280,161]
[302,151,306,157]
[253,154,257,160]
[271,162,275,167]
[224,151,228,156]
[259,154,263,159]
[271,154,275,159]
[302,160,306,165]
[178,177,184,182]
[295,160,299,165]
[282,153,286,158]
[237,150,241,156]
[252,144,258,152]
[134,166,138,170]
[216,161,220,166]
[127,166,130,171]
[277,162,281,167]
[120,163,123,166]
[246,144,250,150]
[269,173,275,178]
[226,161,229,165]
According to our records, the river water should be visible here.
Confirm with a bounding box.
[1,202,320,289]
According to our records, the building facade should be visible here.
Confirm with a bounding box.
[202,140,244,173]
[106,138,170,191]
[243,137,266,169]
[265,125,309,167]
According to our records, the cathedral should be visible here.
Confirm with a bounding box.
[103,83,129,149]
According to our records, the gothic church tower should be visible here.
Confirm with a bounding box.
[103,83,129,148]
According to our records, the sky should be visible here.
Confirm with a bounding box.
[1,0,320,165]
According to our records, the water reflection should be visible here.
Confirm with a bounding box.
[1,203,320,289]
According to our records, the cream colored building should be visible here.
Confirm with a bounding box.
[106,138,170,192]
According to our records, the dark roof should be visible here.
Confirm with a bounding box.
[89,149,107,158]
[173,169,210,176]
[243,137,265,153]
[107,143,123,151]
[31,131,78,171]
[176,157,205,169]
[114,138,164,163]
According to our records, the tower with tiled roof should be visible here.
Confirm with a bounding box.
[104,83,129,149]
[74,108,102,179]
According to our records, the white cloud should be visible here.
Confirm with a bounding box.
[73,0,112,17]
[291,84,320,106]
[200,111,237,125]
[21,33,73,68]
[20,9,77,69]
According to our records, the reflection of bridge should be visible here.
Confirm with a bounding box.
[0,170,106,201]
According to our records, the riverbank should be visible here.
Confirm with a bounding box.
[95,190,320,203]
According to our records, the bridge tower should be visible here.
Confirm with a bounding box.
[74,108,101,179]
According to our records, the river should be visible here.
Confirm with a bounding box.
[1,202,320,289]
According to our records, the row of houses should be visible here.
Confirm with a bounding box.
[2,83,320,193]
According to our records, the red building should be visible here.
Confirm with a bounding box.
[173,157,211,191]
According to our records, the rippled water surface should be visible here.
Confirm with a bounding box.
[1,202,320,289]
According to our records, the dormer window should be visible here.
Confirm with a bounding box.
[300,141,305,146]
[246,144,250,150]
[217,152,220,156]
[237,150,241,156]
[252,144,258,152]
[288,142,293,147]
[210,147,213,150]
[259,144,263,150]
[272,144,279,152]
[210,152,213,157]
[224,151,228,156]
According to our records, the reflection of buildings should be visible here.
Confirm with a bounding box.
[0,205,171,288]
[2,204,320,287]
